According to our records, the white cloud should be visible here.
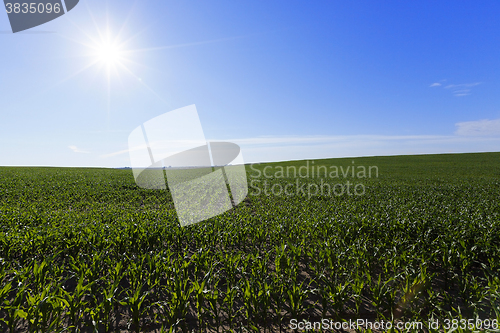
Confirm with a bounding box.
[233,134,500,163]
[455,119,500,136]
[101,139,206,158]
[445,82,481,96]
[230,135,447,146]
[445,82,481,89]
[101,130,500,165]
[68,145,90,154]
[453,89,471,96]
[430,81,481,96]
[101,148,132,158]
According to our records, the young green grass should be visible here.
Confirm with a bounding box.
[0,152,499,332]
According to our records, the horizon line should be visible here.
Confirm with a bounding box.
[0,150,499,169]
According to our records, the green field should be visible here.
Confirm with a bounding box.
[1,152,500,332]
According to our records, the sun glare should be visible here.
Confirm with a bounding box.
[95,41,123,66]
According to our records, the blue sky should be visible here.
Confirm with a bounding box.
[1,0,500,167]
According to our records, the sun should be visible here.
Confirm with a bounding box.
[93,38,124,67]
[97,43,122,65]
